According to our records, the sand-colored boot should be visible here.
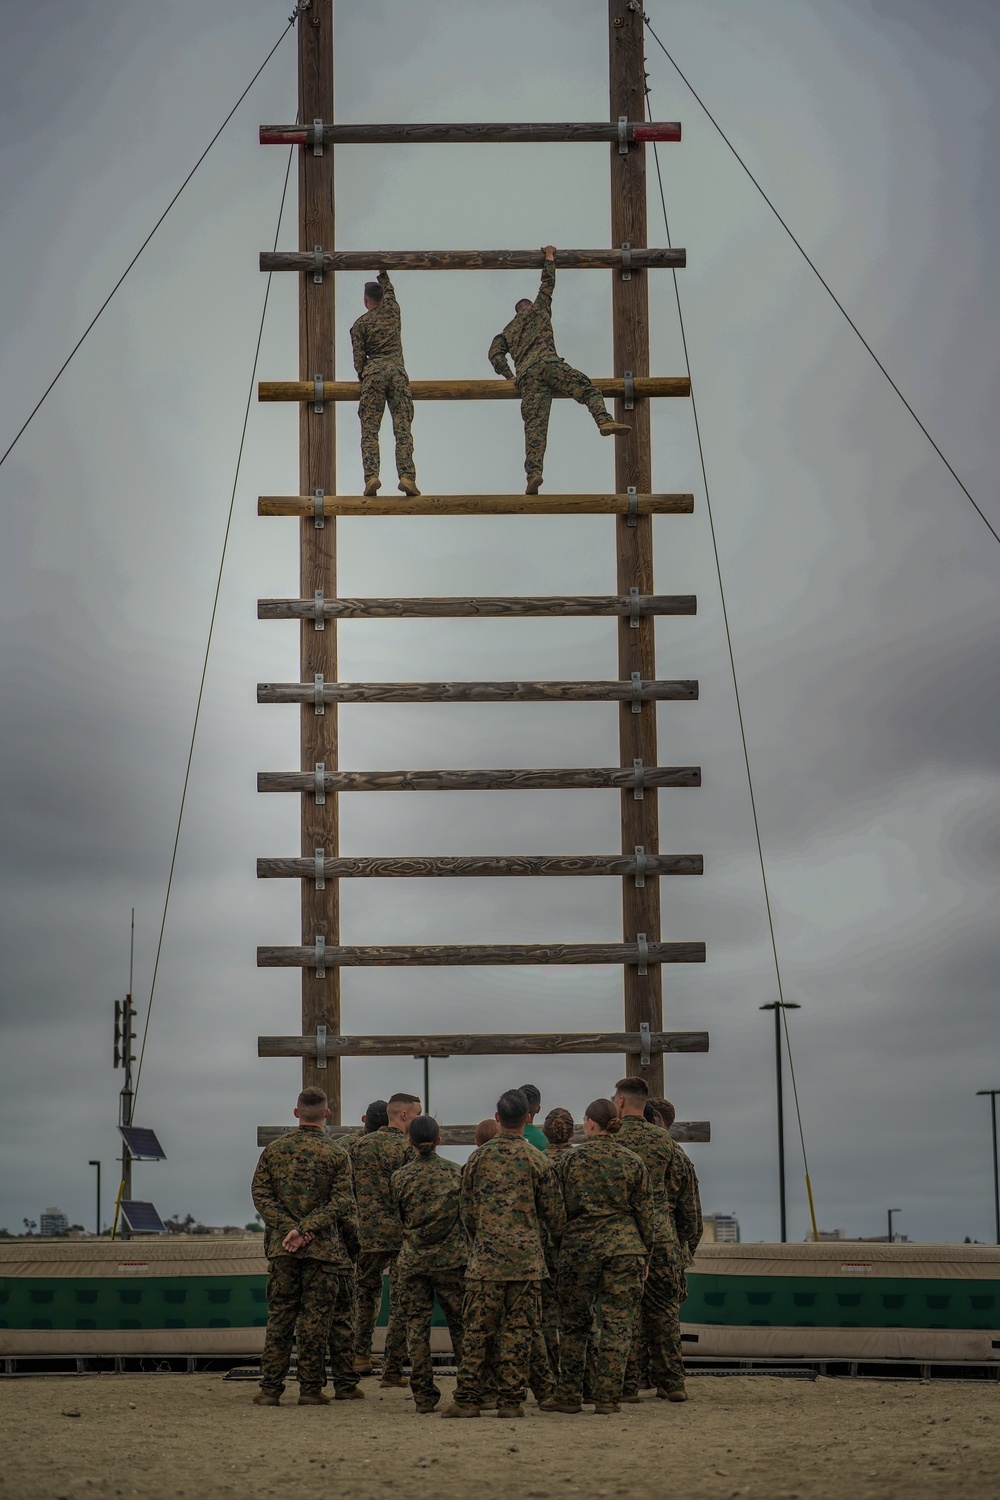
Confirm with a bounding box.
[398,476,421,496]
[440,1401,481,1418]
[363,475,381,496]
[598,419,631,436]
[252,1390,280,1407]
[297,1390,332,1406]
[657,1385,688,1403]
[525,474,543,495]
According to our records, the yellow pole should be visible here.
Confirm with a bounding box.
[109,1177,126,1241]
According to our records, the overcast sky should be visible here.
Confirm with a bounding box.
[1,0,998,1245]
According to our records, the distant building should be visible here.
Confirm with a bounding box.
[813,1228,848,1241]
[39,1208,69,1237]
[806,1230,910,1244]
[703,1212,740,1244]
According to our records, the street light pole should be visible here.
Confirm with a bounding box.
[887,1207,900,1245]
[760,1001,801,1242]
[975,1089,1000,1245]
[88,1160,101,1237]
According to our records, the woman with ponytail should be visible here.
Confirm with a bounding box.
[540,1099,654,1416]
[390,1116,468,1414]
[537,1107,576,1378]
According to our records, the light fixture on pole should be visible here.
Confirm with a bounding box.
[760,1001,801,1242]
[887,1207,901,1244]
[975,1089,1000,1245]
[88,1160,101,1237]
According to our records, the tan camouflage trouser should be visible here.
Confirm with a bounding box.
[456,1277,541,1409]
[623,1244,687,1394]
[327,1269,359,1393]
[518,356,612,479]
[399,1266,466,1404]
[358,362,415,480]
[259,1256,339,1394]
[355,1250,408,1373]
[555,1248,644,1405]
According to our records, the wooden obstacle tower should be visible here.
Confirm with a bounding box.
[256,0,708,1147]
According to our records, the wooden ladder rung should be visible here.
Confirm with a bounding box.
[261,248,685,273]
[257,854,703,879]
[258,1030,709,1058]
[257,766,701,793]
[257,678,698,706]
[259,493,694,517]
[259,121,682,148]
[257,1121,712,1148]
[259,377,690,403]
[258,594,697,620]
[257,940,706,968]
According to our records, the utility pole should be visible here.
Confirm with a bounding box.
[976,1089,1000,1244]
[887,1207,900,1245]
[88,1160,101,1237]
[760,1000,800,1241]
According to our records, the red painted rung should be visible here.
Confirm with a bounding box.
[260,128,309,145]
[633,123,682,143]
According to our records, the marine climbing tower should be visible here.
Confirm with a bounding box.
[255,0,709,1147]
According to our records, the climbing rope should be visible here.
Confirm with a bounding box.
[644,79,821,1241]
[636,1,999,551]
[0,13,297,476]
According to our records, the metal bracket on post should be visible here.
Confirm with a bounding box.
[312,244,324,284]
[636,932,648,976]
[626,486,638,526]
[314,848,325,891]
[618,114,629,155]
[312,119,324,156]
[634,845,647,889]
[314,762,326,805]
[633,757,645,800]
[624,370,635,411]
[315,1023,327,1070]
[630,671,643,714]
[313,489,325,529]
[313,590,325,630]
[629,586,640,627]
[620,241,632,281]
[313,375,324,414]
[639,1020,651,1068]
[313,673,325,715]
[314,935,326,979]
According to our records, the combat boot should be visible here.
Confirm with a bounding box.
[440,1401,480,1418]
[353,1356,376,1375]
[334,1387,366,1401]
[598,419,631,436]
[379,1374,409,1388]
[496,1404,525,1418]
[592,1401,621,1415]
[619,1393,641,1404]
[525,475,543,495]
[297,1390,332,1406]
[539,1396,582,1415]
[252,1390,280,1407]
[363,475,381,496]
[657,1385,688,1403]
[413,1392,440,1415]
[397,476,421,496]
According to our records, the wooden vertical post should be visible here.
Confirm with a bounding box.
[610,0,663,1092]
[297,0,340,1115]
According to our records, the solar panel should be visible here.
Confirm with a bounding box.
[118,1125,166,1160]
[120,1201,166,1234]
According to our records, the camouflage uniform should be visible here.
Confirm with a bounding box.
[554,1137,653,1406]
[352,1124,414,1375]
[391,1153,468,1407]
[616,1115,688,1396]
[456,1134,566,1410]
[251,1124,359,1395]
[540,1142,574,1379]
[488,261,614,481]
[350,270,415,484]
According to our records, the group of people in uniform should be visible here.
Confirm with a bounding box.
[349,244,631,498]
[251,1075,702,1418]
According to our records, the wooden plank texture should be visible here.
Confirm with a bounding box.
[258,492,694,517]
[257,941,706,968]
[258,1031,709,1057]
[259,594,697,620]
[257,766,701,793]
[260,121,682,146]
[257,853,703,879]
[259,376,690,402]
[258,679,698,705]
[262,247,685,272]
[257,1121,712,1146]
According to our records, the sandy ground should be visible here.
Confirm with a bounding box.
[1,1372,998,1500]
